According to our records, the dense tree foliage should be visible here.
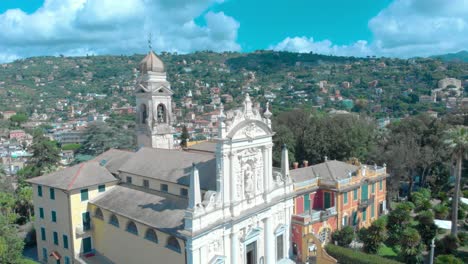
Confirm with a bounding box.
[272,110,376,166]
[79,121,135,156]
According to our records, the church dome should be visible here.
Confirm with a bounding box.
[139,51,165,73]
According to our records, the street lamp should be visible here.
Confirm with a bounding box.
[429,238,435,264]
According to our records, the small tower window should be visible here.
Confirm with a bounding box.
[156,104,166,123]
[140,104,148,124]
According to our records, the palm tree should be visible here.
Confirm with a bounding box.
[444,126,468,235]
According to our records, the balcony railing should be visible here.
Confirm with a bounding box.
[75,223,92,236]
[358,196,375,210]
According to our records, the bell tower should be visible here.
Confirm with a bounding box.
[135,49,175,149]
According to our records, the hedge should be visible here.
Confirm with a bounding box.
[325,244,403,264]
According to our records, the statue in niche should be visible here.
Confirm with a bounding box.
[156,104,166,123]
[243,163,254,199]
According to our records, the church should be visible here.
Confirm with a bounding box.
[28,50,295,264]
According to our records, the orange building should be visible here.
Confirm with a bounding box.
[290,159,388,263]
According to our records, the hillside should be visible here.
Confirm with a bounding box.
[0,51,467,122]
[431,50,468,63]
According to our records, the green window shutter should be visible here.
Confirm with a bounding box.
[53,231,59,245]
[361,183,368,201]
[63,235,69,249]
[82,212,91,230]
[52,211,57,222]
[39,208,44,219]
[352,211,357,225]
[343,192,348,204]
[38,186,43,197]
[304,194,310,212]
[98,185,105,192]
[65,257,70,264]
[81,189,89,201]
[371,183,375,194]
[371,204,375,218]
[379,180,383,190]
[363,209,367,221]
[353,189,358,200]
[41,227,46,241]
[324,192,331,208]
[50,188,55,200]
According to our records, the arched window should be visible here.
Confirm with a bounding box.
[126,221,138,235]
[166,236,181,253]
[109,214,119,227]
[140,104,148,124]
[94,208,103,220]
[144,229,158,243]
[156,104,166,123]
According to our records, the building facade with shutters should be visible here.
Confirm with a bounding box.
[289,159,388,263]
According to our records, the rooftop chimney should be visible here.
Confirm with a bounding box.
[293,162,299,169]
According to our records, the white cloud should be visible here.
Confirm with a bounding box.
[0,0,239,62]
[272,0,468,58]
[271,37,373,57]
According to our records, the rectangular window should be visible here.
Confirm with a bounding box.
[41,227,46,241]
[352,211,357,226]
[379,180,383,191]
[98,184,106,192]
[343,192,348,204]
[371,204,375,218]
[126,176,132,184]
[65,257,70,264]
[276,234,284,260]
[80,189,89,201]
[38,185,43,197]
[53,231,59,245]
[51,210,57,222]
[39,207,44,219]
[82,212,91,231]
[56,260,60,264]
[161,184,168,192]
[353,189,358,200]
[371,183,375,194]
[363,209,367,221]
[63,234,69,249]
[50,188,55,200]
[303,194,310,212]
[324,192,331,208]
[42,248,47,262]
[143,179,149,188]
[180,188,188,197]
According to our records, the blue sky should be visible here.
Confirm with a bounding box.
[0,0,466,62]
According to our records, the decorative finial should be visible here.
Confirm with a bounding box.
[324,156,328,162]
[264,101,272,119]
[219,103,225,119]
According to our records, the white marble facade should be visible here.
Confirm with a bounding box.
[185,95,294,264]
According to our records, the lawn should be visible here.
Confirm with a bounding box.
[378,244,398,258]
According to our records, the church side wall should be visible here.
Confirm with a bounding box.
[90,205,186,264]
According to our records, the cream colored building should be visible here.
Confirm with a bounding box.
[28,51,295,264]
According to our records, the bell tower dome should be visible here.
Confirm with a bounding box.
[135,50,175,149]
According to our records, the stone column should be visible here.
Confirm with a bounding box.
[230,232,239,264]
[200,245,208,264]
[264,217,274,264]
[262,147,269,199]
[229,152,236,205]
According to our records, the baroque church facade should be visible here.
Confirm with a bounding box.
[28,50,295,264]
